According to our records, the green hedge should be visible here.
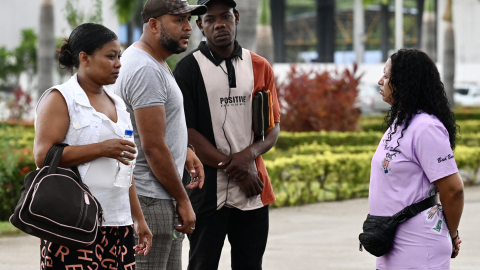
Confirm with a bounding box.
[5,120,480,149]
[360,110,480,122]
[361,119,480,133]
[266,145,480,207]
[277,130,480,149]
[263,142,376,160]
[454,112,480,120]
[276,131,383,149]
[266,152,371,207]
[1,122,480,217]
[0,123,35,148]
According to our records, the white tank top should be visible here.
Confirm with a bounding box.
[83,109,133,226]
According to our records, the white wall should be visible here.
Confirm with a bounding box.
[0,0,120,50]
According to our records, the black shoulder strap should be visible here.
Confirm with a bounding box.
[46,146,65,175]
[44,144,82,182]
[43,143,69,167]
[393,195,439,223]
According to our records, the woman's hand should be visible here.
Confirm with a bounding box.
[451,232,462,258]
[134,220,153,256]
[99,139,137,165]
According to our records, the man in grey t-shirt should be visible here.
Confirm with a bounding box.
[113,0,206,269]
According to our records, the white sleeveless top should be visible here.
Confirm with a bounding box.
[35,74,133,226]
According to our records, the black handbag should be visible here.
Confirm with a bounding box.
[359,195,438,257]
[253,90,270,140]
[10,144,103,249]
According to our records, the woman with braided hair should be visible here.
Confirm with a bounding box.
[34,23,152,269]
[369,49,464,269]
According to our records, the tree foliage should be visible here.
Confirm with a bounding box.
[0,29,37,87]
[113,0,144,24]
[64,0,103,30]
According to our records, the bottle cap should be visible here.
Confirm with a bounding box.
[125,130,133,136]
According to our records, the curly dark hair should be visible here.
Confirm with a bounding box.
[383,48,459,152]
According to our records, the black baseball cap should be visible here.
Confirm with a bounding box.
[142,0,208,23]
[197,0,237,8]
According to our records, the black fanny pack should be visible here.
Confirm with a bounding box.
[358,195,439,257]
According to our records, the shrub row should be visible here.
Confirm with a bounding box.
[266,152,371,207]
[275,131,383,149]
[1,122,479,218]
[0,124,35,148]
[360,109,480,123]
[265,145,480,207]
[361,119,480,133]
[4,120,480,149]
[263,142,376,160]
[277,131,480,149]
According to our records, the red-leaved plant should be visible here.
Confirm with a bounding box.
[7,86,32,121]
[277,64,362,132]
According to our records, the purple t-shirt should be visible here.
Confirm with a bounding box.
[369,113,458,270]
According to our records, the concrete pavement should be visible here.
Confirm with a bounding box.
[1,186,479,270]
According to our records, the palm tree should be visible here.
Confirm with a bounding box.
[442,0,454,107]
[354,0,365,64]
[421,0,436,61]
[236,0,259,52]
[37,0,55,97]
[256,0,274,63]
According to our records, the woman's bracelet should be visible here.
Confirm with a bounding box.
[187,144,195,153]
[451,230,459,244]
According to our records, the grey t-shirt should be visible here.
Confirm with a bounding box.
[113,44,187,200]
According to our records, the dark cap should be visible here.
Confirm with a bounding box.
[197,0,237,8]
[142,0,208,23]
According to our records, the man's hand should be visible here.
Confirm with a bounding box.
[219,149,254,182]
[175,200,196,234]
[236,172,264,198]
[218,150,264,197]
[134,220,153,256]
[185,148,205,189]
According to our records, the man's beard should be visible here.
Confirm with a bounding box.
[159,23,186,54]
[215,40,233,49]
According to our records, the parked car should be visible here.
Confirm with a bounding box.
[358,84,391,114]
[454,83,480,107]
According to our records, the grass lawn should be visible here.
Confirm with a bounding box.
[0,221,23,237]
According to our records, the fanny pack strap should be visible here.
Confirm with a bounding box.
[392,195,439,223]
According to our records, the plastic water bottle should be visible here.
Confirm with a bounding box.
[172,229,182,240]
[114,130,135,188]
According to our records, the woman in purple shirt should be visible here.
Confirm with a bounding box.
[369,49,464,269]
